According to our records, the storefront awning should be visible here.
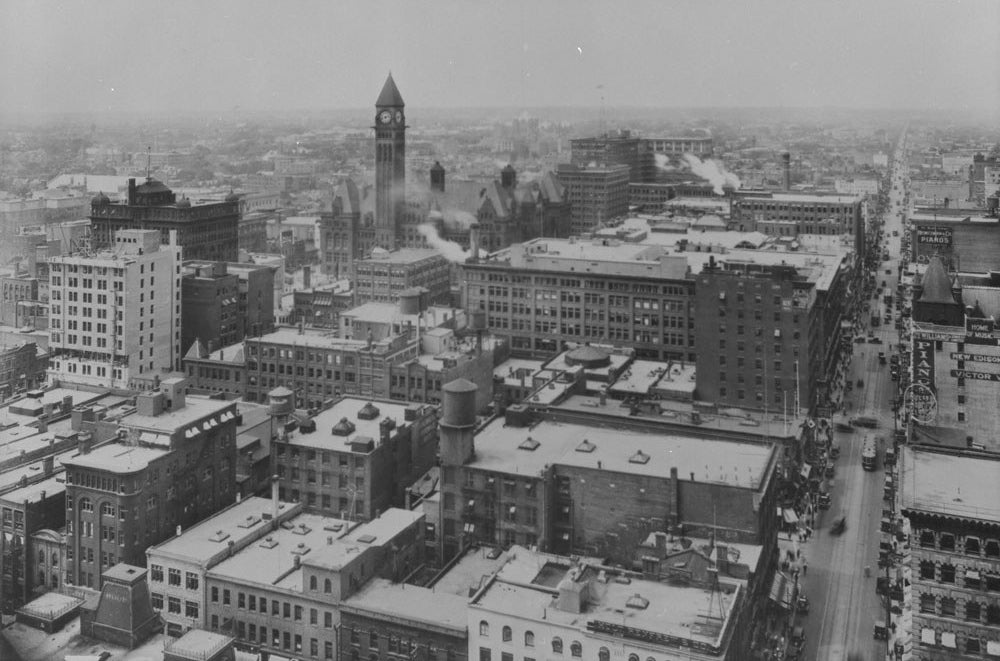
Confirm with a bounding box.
[768,571,794,609]
[783,509,799,524]
[920,628,935,645]
[941,632,956,649]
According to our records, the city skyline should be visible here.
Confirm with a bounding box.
[2,0,998,118]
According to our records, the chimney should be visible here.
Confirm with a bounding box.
[42,455,53,476]
[303,265,311,290]
[271,475,280,520]
[128,177,136,205]
[715,543,729,574]
[62,395,73,413]
[77,432,92,455]
[782,153,791,192]
[37,419,47,433]
[298,318,305,335]
[469,223,481,263]
[430,161,446,192]
[654,531,667,555]
[176,525,182,537]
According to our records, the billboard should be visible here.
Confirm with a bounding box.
[912,337,936,394]
[950,369,1000,382]
[915,226,953,246]
[965,317,999,346]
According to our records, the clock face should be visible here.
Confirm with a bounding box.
[379,110,392,124]
[394,110,403,123]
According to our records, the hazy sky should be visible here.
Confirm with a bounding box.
[2,0,998,115]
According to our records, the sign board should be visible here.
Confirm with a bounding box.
[950,369,1000,382]
[965,318,1000,346]
[912,338,936,396]
[950,352,1000,364]
[916,226,953,246]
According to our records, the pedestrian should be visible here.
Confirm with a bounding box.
[803,563,807,575]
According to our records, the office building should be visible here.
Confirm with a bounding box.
[555,163,630,235]
[730,191,864,254]
[181,262,241,356]
[0,342,46,400]
[570,131,714,184]
[0,275,39,327]
[90,178,238,262]
[0,474,66,613]
[62,379,238,588]
[202,508,424,661]
[898,447,1000,659]
[909,206,1000,273]
[469,545,748,661]
[353,249,451,306]
[436,380,780,569]
[272,396,438,521]
[48,229,182,389]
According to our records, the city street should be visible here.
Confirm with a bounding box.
[797,138,910,661]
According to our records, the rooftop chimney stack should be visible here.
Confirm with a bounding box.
[271,474,280,520]
[782,153,791,192]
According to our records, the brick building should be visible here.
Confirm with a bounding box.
[730,191,864,254]
[62,379,238,589]
[436,380,780,571]
[555,163,630,235]
[181,262,241,356]
[898,447,1000,659]
[353,249,451,306]
[0,275,39,327]
[0,474,66,613]
[0,342,47,400]
[90,178,239,262]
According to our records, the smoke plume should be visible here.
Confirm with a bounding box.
[682,154,741,195]
[654,153,677,171]
[418,223,470,263]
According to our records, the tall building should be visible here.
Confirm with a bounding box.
[570,131,714,184]
[693,253,850,414]
[62,379,238,589]
[90,178,239,261]
[48,229,182,389]
[352,248,451,305]
[555,163,630,235]
[374,74,407,251]
[181,262,241,356]
[898,446,1000,659]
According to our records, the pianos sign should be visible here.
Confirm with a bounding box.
[916,226,953,246]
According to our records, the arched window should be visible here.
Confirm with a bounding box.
[38,549,44,563]
[324,578,332,593]
[571,642,582,658]
[309,575,317,590]
[51,553,58,566]
[598,648,609,661]
[479,621,489,637]
[370,630,379,646]
[628,655,639,661]
[524,632,535,648]
[552,638,563,654]
[502,626,512,642]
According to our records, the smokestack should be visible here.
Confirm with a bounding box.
[303,265,311,290]
[271,475,280,520]
[430,161,446,192]
[469,223,481,263]
[128,178,136,205]
[782,153,791,192]
[42,455,53,476]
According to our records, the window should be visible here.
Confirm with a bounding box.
[223,589,231,605]
[570,642,582,658]
[966,537,981,555]
[967,638,981,654]
[185,572,199,590]
[940,596,956,616]
[919,530,935,548]
[988,604,1000,625]
[185,601,199,618]
[310,575,317,590]
[150,565,164,582]
[168,597,181,614]
[919,593,935,613]
[168,568,181,586]
[967,601,982,621]
[940,564,955,583]
[324,578,332,593]
[552,638,563,654]
[479,621,489,637]
[502,626,512,642]
[940,533,955,551]
[628,656,639,661]
[480,649,492,661]
[325,611,333,628]
[919,561,934,580]
[151,593,163,609]
[524,632,534,648]
[210,587,218,602]
[310,608,317,625]
[370,630,379,647]
[598,648,610,661]
[501,654,512,661]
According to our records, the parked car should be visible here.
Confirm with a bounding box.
[796,595,810,614]
[825,464,836,478]
[818,492,832,510]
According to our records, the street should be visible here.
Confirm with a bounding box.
[796,134,910,661]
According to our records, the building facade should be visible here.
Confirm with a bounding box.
[48,229,182,389]
[181,262,241,356]
[0,474,66,613]
[374,74,407,251]
[353,249,451,306]
[555,163,630,235]
[89,178,238,262]
[730,192,864,254]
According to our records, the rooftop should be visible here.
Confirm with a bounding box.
[62,442,168,474]
[343,578,467,631]
[739,192,863,205]
[125,395,236,436]
[208,512,353,588]
[899,447,1000,522]
[291,397,414,451]
[165,629,234,659]
[303,508,423,571]
[471,417,773,489]
[474,546,738,649]
[0,474,64,505]
[149,497,300,566]
[257,327,370,351]
[357,248,444,265]
[430,545,510,597]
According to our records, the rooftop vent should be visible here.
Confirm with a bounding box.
[576,439,596,453]
[629,450,651,465]
[291,542,311,555]
[209,530,231,543]
[357,402,381,420]
[292,523,312,536]
[237,514,261,529]
[626,593,650,610]
[357,534,377,544]
[259,536,278,549]
[323,523,344,533]
[518,436,540,451]
[332,417,356,436]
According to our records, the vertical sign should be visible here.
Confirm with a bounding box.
[912,337,936,394]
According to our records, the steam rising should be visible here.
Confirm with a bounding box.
[418,223,470,263]
[654,153,677,171]
[682,154,741,195]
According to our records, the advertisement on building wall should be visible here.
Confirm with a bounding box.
[915,226,953,246]
[965,317,1000,346]
[912,337,936,395]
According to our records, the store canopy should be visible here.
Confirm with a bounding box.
[920,628,935,645]
[783,509,800,524]
[768,571,795,609]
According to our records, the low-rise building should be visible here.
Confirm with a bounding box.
[353,248,451,306]
[0,474,66,613]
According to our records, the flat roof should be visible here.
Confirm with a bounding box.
[259,326,370,351]
[165,629,234,657]
[150,497,299,565]
[900,447,1000,522]
[304,509,423,571]
[430,546,510,597]
[739,192,862,205]
[608,360,671,395]
[292,397,414,451]
[471,417,773,489]
[357,248,444,265]
[62,442,169,474]
[475,547,738,648]
[494,358,545,384]
[0,474,64,505]
[208,512,353,588]
[344,578,467,631]
[125,395,235,434]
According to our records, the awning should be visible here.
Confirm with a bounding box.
[783,509,800,524]
[941,633,956,649]
[987,640,1000,656]
[768,571,795,609]
[920,628,935,645]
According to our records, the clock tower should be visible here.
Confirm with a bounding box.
[374,73,406,250]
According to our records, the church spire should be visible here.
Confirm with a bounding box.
[376,73,405,107]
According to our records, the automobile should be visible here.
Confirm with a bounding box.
[854,335,866,344]
[818,492,832,510]
[856,379,864,389]
[885,268,892,274]
[890,355,899,365]
[796,595,810,614]
[790,626,806,648]
[835,422,853,433]
[851,416,878,428]
[824,464,835,478]
[891,371,899,381]
[830,442,841,459]
[870,336,883,344]
[831,517,847,535]
[874,621,889,640]
[878,352,887,364]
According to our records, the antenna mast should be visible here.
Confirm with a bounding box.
[146,145,152,179]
